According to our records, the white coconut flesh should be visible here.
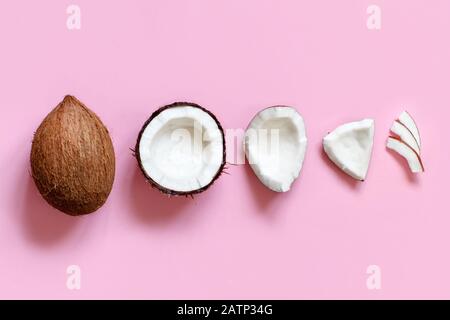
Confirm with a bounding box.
[245,106,307,192]
[386,137,424,173]
[398,111,421,149]
[390,120,420,155]
[323,119,375,181]
[138,105,224,193]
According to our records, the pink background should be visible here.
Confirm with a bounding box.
[0,0,449,299]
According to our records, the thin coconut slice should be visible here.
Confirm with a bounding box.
[244,106,307,192]
[386,137,424,173]
[135,102,225,195]
[398,111,421,149]
[390,120,420,154]
[323,119,375,181]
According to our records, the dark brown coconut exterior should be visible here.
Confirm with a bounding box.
[135,102,226,196]
[31,95,115,216]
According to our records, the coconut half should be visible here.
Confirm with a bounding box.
[135,102,226,196]
[244,106,307,192]
[323,119,375,181]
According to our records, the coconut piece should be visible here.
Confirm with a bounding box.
[390,120,420,154]
[135,102,225,196]
[323,119,374,181]
[386,136,424,173]
[30,95,116,216]
[398,111,421,149]
[244,106,307,192]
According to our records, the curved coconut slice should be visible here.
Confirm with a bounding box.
[136,102,225,196]
[244,106,307,192]
[390,120,420,154]
[386,137,424,173]
[398,111,421,149]
[323,119,374,181]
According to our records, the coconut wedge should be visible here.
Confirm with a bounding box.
[390,120,420,155]
[398,111,421,149]
[244,106,307,192]
[386,137,424,173]
[323,119,375,181]
[136,102,225,196]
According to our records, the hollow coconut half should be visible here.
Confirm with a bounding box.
[323,119,375,181]
[244,106,307,192]
[135,102,226,196]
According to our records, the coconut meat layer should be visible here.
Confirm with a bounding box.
[245,106,307,192]
[139,106,223,192]
[323,119,374,180]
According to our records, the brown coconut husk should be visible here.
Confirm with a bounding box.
[30,95,116,216]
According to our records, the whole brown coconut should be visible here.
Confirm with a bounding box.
[30,95,115,216]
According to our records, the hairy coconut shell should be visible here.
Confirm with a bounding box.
[31,95,115,216]
[135,102,226,196]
